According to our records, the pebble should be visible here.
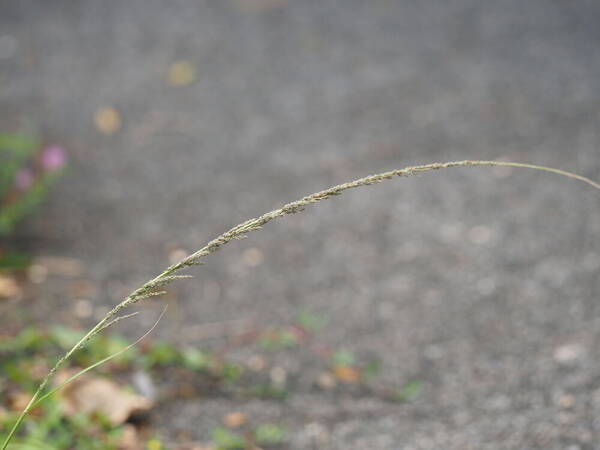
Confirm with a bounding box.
[94,106,122,135]
[27,264,48,284]
[247,355,266,372]
[242,247,264,267]
[305,422,329,447]
[0,274,22,298]
[317,372,337,389]
[270,366,287,386]
[553,343,585,364]
[74,298,93,318]
[167,61,197,87]
[468,225,493,245]
[558,394,575,409]
[223,411,246,428]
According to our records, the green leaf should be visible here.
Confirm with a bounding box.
[211,427,245,450]
[49,327,84,350]
[0,133,37,153]
[0,171,63,236]
[363,360,381,380]
[144,341,181,367]
[0,250,31,271]
[0,327,46,354]
[259,330,297,351]
[220,363,243,383]
[254,424,286,446]
[297,311,328,331]
[0,438,53,450]
[252,383,287,400]
[332,349,355,367]
[181,347,210,371]
[394,380,422,402]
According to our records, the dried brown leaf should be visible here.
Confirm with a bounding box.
[0,275,22,299]
[333,365,361,384]
[55,370,153,425]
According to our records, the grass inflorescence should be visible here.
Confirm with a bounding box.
[2,160,599,449]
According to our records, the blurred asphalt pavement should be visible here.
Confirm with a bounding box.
[2,1,600,448]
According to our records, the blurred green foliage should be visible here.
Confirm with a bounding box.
[0,326,216,381]
[1,399,123,450]
[394,380,422,402]
[212,423,286,450]
[0,326,217,449]
[0,132,67,267]
[332,349,355,367]
[0,310,401,448]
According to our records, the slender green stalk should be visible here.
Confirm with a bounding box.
[2,160,598,449]
[32,307,166,408]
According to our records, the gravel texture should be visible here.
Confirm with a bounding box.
[2,1,600,448]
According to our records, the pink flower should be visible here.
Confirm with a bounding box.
[41,145,67,171]
[14,168,34,191]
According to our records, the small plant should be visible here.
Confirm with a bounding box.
[212,427,246,450]
[394,380,422,403]
[2,160,599,448]
[0,131,67,270]
[297,311,328,332]
[0,400,124,449]
[1,324,240,448]
[258,329,298,350]
[212,423,286,449]
[253,423,286,446]
[252,382,288,400]
[332,349,355,367]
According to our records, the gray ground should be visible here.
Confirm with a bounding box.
[2,0,600,448]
